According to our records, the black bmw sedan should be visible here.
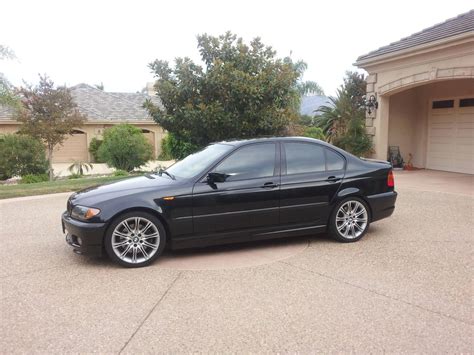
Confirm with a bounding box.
[62,137,397,267]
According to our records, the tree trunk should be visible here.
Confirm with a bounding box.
[47,145,54,181]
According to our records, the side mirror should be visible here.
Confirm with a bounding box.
[207,172,227,183]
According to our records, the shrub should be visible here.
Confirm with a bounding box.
[302,126,325,140]
[98,124,153,171]
[88,138,104,163]
[20,173,49,184]
[0,134,48,180]
[159,133,197,160]
[158,135,173,160]
[113,169,129,177]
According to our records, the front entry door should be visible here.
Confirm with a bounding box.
[192,142,280,235]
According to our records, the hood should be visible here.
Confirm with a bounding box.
[69,174,176,206]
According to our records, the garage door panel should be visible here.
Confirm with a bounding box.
[430,123,454,132]
[456,129,473,138]
[429,138,452,146]
[453,159,473,173]
[455,137,474,146]
[52,133,88,163]
[427,100,473,174]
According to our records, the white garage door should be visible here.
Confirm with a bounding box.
[52,131,88,163]
[427,98,474,174]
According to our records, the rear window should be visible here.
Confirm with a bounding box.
[284,143,345,174]
[326,149,345,170]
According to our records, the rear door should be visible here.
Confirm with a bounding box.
[279,142,345,226]
[192,142,280,235]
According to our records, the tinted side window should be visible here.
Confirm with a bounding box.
[326,149,345,170]
[214,143,276,181]
[285,143,325,174]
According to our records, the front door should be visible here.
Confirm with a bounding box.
[192,142,280,235]
[279,142,345,226]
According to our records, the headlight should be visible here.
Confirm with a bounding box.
[71,205,101,221]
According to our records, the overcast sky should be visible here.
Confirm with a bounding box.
[1,0,472,96]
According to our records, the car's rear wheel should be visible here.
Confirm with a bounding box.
[328,197,370,242]
[104,211,166,268]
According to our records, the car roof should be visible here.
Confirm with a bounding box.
[216,136,334,148]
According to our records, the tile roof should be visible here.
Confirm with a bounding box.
[357,10,474,61]
[0,83,161,121]
[69,83,160,121]
[0,105,15,119]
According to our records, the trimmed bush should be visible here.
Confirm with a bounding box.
[20,173,49,184]
[88,138,104,163]
[0,134,48,180]
[98,124,153,171]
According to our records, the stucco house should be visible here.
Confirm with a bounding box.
[0,83,165,162]
[355,10,474,174]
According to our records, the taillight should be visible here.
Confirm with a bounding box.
[387,170,395,187]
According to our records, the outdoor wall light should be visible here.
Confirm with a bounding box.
[365,94,379,115]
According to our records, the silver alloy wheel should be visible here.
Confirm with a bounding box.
[111,217,160,264]
[335,200,368,239]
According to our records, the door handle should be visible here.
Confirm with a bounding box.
[261,182,279,189]
[326,176,341,183]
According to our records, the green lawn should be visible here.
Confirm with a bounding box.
[0,176,133,200]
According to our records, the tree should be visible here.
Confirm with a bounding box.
[98,124,153,172]
[0,45,19,108]
[0,134,48,180]
[145,32,321,158]
[292,61,324,96]
[68,161,93,176]
[94,82,104,90]
[16,75,86,180]
[315,71,372,157]
[302,126,325,140]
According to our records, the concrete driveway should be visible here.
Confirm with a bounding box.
[1,170,472,353]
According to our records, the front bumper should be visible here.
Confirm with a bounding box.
[62,212,106,256]
[367,191,397,222]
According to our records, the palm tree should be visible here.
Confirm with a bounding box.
[68,161,93,176]
[315,89,353,143]
[314,72,372,157]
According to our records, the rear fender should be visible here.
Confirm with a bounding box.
[333,187,373,219]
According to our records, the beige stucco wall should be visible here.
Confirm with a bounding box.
[387,79,474,167]
[388,88,419,164]
[0,120,166,162]
[358,36,474,161]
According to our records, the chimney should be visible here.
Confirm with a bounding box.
[146,82,156,96]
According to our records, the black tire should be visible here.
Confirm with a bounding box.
[104,211,166,268]
[328,197,371,243]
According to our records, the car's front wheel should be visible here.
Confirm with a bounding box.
[104,211,166,267]
[328,198,370,242]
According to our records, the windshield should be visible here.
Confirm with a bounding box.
[165,143,233,179]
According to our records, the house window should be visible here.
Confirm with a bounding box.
[432,100,454,109]
[459,98,474,107]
